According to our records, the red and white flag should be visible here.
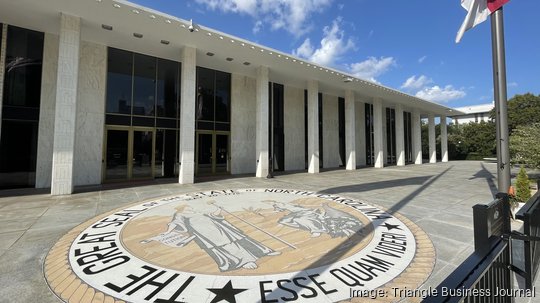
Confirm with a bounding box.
[456,0,510,43]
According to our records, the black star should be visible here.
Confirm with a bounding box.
[207,281,247,303]
[383,223,402,231]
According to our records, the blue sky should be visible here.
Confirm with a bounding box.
[130,0,539,108]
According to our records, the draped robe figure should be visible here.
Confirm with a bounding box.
[148,205,279,272]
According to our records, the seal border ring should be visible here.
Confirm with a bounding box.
[43,189,435,303]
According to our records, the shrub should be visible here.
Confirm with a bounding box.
[516,166,531,202]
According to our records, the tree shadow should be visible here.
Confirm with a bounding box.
[263,166,454,301]
[469,162,498,197]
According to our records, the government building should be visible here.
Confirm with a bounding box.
[0,0,458,195]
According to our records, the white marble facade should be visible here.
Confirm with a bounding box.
[284,86,305,171]
[322,94,340,168]
[231,74,256,174]
[73,41,106,186]
[36,33,59,188]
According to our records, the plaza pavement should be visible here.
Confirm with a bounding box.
[0,160,535,302]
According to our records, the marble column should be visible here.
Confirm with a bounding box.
[441,115,449,162]
[178,46,196,184]
[51,14,81,195]
[345,90,356,170]
[373,98,384,168]
[412,109,422,164]
[395,104,405,166]
[255,66,269,177]
[428,113,437,163]
[307,80,319,173]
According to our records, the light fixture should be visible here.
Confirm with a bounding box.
[149,14,156,19]
[343,77,353,83]
[133,33,143,38]
[165,19,172,24]
[226,57,233,61]
[243,62,251,66]
[219,36,224,40]
[132,9,140,14]
[161,40,170,45]
[102,24,113,31]
[207,33,212,36]
[206,52,215,56]
[230,39,235,43]
[113,3,121,8]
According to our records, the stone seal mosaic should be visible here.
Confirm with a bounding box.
[44,188,435,303]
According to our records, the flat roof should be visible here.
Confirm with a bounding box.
[0,0,463,116]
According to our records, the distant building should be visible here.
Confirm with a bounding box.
[451,103,494,124]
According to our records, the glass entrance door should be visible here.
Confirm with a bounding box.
[104,127,155,182]
[105,129,129,180]
[132,129,154,179]
[196,132,229,176]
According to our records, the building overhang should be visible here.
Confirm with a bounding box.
[0,0,463,116]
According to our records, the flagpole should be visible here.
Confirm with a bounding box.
[490,7,511,194]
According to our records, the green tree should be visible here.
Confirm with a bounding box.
[509,123,540,168]
[461,121,497,158]
[447,124,468,160]
[490,93,540,133]
[516,166,531,202]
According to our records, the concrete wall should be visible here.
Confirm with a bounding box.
[35,33,58,188]
[73,41,107,186]
[322,94,340,168]
[284,85,305,171]
[231,73,256,174]
[355,101,366,166]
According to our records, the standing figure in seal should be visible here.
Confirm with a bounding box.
[143,202,280,272]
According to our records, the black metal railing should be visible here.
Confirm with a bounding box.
[514,180,540,290]
[424,194,513,303]
[425,183,540,302]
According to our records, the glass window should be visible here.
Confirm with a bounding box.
[215,71,230,122]
[106,48,132,114]
[156,59,179,118]
[133,54,156,116]
[3,26,44,108]
[196,67,215,122]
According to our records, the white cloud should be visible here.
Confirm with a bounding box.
[415,85,466,103]
[293,18,355,66]
[195,0,333,36]
[348,56,396,83]
[418,55,427,63]
[508,81,518,87]
[293,38,314,58]
[401,75,433,90]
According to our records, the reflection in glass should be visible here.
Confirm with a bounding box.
[155,129,177,178]
[215,134,229,173]
[3,26,44,108]
[0,120,38,189]
[196,67,215,122]
[271,83,284,171]
[215,71,230,122]
[133,54,156,116]
[132,130,153,178]
[106,130,129,180]
[106,48,133,114]
[197,133,212,175]
[157,59,179,118]
[404,112,413,163]
[386,108,396,165]
[365,103,374,166]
